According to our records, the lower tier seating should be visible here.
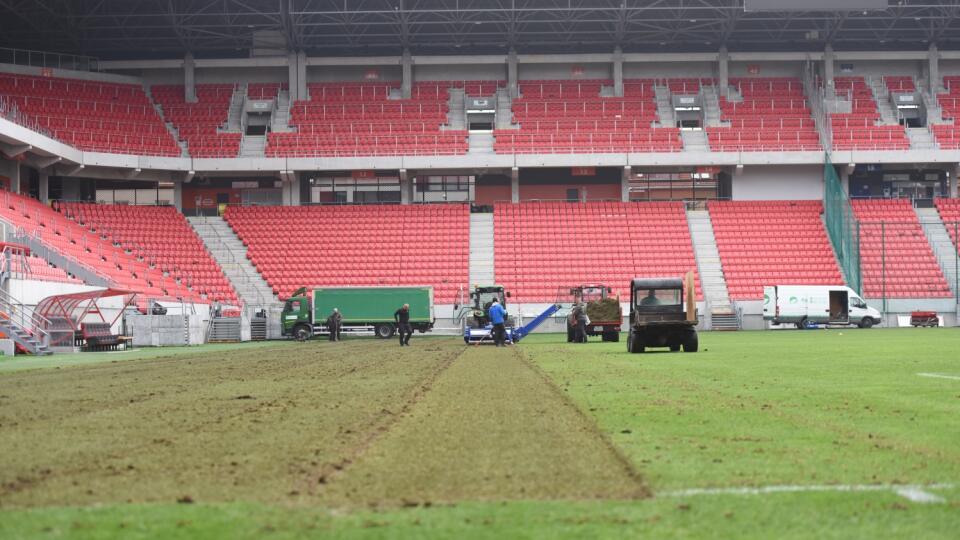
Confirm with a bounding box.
[58,203,238,306]
[493,201,701,302]
[851,199,951,298]
[708,200,844,300]
[0,191,211,308]
[223,205,469,302]
[934,197,960,250]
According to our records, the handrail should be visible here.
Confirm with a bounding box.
[0,287,52,347]
[0,46,99,71]
[189,215,269,308]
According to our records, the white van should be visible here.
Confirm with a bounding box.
[763,285,882,329]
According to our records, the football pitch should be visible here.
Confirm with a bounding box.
[1,328,958,539]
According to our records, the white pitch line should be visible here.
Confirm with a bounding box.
[918,372,960,381]
[657,483,953,504]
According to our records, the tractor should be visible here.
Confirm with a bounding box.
[455,285,513,329]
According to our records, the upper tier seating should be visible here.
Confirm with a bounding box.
[708,200,844,300]
[223,205,469,302]
[493,201,701,302]
[830,77,910,150]
[707,78,821,152]
[247,82,286,99]
[268,81,467,157]
[0,73,180,156]
[0,191,210,307]
[932,76,960,149]
[152,84,240,158]
[495,79,681,154]
[934,197,960,250]
[58,203,238,305]
[851,199,951,298]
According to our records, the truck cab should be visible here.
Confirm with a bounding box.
[282,289,312,340]
[627,274,698,353]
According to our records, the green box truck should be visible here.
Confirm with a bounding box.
[282,286,435,340]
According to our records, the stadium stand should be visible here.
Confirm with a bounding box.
[708,200,844,300]
[830,77,910,150]
[851,199,952,298]
[223,204,469,302]
[152,84,241,158]
[706,78,821,152]
[0,72,180,156]
[267,81,467,157]
[247,82,286,100]
[493,201,701,302]
[5,254,83,284]
[0,191,214,307]
[58,203,238,305]
[934,197,960,249]
[493,79,682,154]
[932,76,960,149]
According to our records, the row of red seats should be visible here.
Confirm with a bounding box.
[59,203,239,305]
[494,201,701,302]
[709,200,844,300]
[831,76,910,150]
[709,78,820,153]
[224,205,469,301]
[851,199,951,298]
[153,84,240,158]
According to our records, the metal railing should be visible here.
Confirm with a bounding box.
[0,47,99,71]
[0,287,51,349]
[188,215,272,308]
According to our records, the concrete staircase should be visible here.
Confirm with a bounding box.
[686,209,738,330]
[145,85,190,158]
[868,79,899,124]
[225,84,246,131]
[653,83,676,128]
[240,134,266,157]
[916,207,960,297]
[0,288,52,355]
[469,212,495,285]
[443,88,466,130]
[681,130,710,152]
[271,90,295,133]
[187,216,280,310]
[468,132,495,154]
[907,126,937,149]
[495,88,518,129]
[702,85,724,127]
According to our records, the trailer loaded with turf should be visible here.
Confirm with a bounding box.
[282,286,434,340]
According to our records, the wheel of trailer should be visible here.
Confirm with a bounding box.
[795,317,808,330]
[627,330,644,353]
[858,317,875,329]
[374,324,395,339]
[682,331,699,353]
[293,324,312,341]
[669,343,681,352]
[608,331,620,343]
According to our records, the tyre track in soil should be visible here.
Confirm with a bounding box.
[0,340,463,507]
[319,345,649,508]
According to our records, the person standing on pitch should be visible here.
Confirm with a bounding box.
[394,303,413,346]
[326,308,342,342]
[489,297,507,347]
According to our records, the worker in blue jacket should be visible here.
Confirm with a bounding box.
[489,298,507,347]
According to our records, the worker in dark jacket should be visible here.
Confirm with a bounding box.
[326,308,342,341]
[394,303,412,346]
[489,298,507,346]
[574,302,589,343]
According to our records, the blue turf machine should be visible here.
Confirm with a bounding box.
[463,303,561,345]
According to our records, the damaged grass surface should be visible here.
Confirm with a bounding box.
[1,330,959,538]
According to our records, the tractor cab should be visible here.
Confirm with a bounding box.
[456,285,510,328]
[627,273,698,353]
[570,284,612,303]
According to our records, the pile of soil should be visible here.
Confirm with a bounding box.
[586,297,621,322]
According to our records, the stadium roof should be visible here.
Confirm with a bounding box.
[0,1,959,61]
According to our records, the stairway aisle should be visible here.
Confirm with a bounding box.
[686,209,739,330]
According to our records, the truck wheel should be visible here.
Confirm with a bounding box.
[293,324,312,341]
[682,332,699,353]
[858,317,875,329]
[795,317,807,330]
[669,343,681,352]
[374,324,395,339]
[627,330,644,353]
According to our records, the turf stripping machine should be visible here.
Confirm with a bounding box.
[463,303,561,344]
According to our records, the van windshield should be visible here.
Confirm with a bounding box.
[634,288,682,309]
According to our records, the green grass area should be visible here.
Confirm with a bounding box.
[1,329,959,538]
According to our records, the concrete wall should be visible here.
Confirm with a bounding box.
[126,314,206,346]
[6,279,102,305]
[623,61,714,79]
[519,62,611,81]
[729,61,802,78]
[309,65,403,83]
[731,165,824,201]
[416,64,504,82]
